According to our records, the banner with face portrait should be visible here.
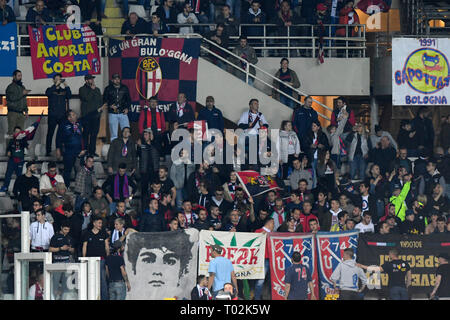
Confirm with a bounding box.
[198,230,266,279]
[124,229,199,300]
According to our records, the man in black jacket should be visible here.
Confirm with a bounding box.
[412,107,435,156]
[166,92,195,132]
[103,73,131,142]
[45,74,72,156]
[62,203,83,258]
[79,75,105,156]
[191,275,211,300]
[121,12,147,36]
[358,180,378,223]
[155,0,178,32]
[140,198,166,232]
[0,0,16,24]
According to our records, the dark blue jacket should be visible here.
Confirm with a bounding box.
[121,17,147,35]
[139,209,166,232]
[292,106,318,140]
[45,85,71,119]
[56,120,84,155]
[197,106,224,132]
[26,8,52,24]
[167,103,195,125]
[0,5,16,23]
[242,8,267,36]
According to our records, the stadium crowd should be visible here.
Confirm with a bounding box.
[0,0,448,302]
[1,65,449,300]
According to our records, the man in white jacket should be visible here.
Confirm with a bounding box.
[30,209,54,252]
[330,248,367,300]
[177,2,198,34]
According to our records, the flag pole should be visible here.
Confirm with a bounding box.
[235,171,253,199]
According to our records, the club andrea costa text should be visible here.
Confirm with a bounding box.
[179,303,271,317]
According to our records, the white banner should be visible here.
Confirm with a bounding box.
[198,230,266,279]
[392,38,450,105]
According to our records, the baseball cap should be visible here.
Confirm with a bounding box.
[211,244,222,254]
[393,183,402,190]
[85,74,95,80]
[112,73,121,79]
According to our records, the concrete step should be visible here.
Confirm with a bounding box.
[101,18,126,28]
[105,7,124,18]
[104,27,123,36]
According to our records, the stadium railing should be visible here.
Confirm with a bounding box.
[13,21,367,120]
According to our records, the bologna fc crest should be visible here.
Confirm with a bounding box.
[136,57,162,100]
[32,28,42,42]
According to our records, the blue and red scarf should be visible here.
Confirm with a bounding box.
[114,174,130,200]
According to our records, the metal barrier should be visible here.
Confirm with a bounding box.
[13,22,344,120]
[168,23,366,58]
[15,21,366,59]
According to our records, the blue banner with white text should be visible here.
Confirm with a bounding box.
[0,22,17,77]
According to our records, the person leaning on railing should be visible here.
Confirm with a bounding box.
[0,0,15,25]
[26,0,52,27]
[229,35,258,85]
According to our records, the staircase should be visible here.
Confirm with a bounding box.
[197,58,295,129]
[100,0,126,36]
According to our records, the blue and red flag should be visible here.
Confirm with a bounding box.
[13,113,43,141]
[108,37,201,122]
[267,233,319,300]
[236,170,281,198]
[28,24,101,79]
[316,230,359,299]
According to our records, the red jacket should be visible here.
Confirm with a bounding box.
[336,7,360,37]
[299,213,319,233]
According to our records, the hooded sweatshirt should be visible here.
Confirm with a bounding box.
[330,259,367,292]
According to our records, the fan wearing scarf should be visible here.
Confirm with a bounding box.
[55,110,86,188]
[103,163,137,215]
[107,127,137,175]
[39,162,64,197]
[109,217,136,246]
[1,120,42,193]
[74,155,98,212]
[107,201,133,233]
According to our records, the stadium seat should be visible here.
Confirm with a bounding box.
[18,5,27,21]
[0,197,14,212]
[101,144,110,159]
[150,5,158,15]
[35,144,53,161]
[0,162,7,179]
[7,179,14,194]
[40,161,49,174]
[94,162,107,179]
[129,5,148,20]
